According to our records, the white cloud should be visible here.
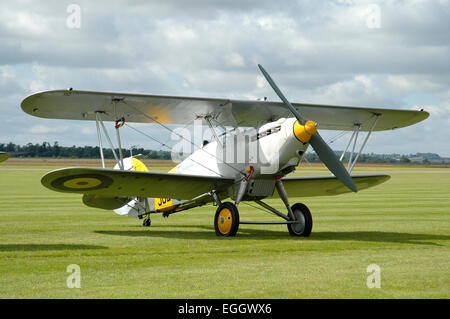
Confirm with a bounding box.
[80,126,95,135]
[225,52,245,67]
[0,0,449,156]
[2,10,51,36]
[29,125,68,134]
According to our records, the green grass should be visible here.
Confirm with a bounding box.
[0,165,449,298]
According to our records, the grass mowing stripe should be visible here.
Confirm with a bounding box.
[0,165,448,298]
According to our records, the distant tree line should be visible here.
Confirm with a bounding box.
[304,151,449,164]
[0,142,446,164]
[304,152,412,164]
[0,142,172,160]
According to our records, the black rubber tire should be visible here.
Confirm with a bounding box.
[214,202,240,237]
[287,203,312,237]
[143,217,151,227]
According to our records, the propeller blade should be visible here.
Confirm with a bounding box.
[257,64,357,192]
[258,64,306,125]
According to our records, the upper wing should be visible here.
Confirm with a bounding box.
[41,167,234,199]
[22,90,429,131]
[275,174,390,198]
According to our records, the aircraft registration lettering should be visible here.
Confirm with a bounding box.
[155,197,173,211]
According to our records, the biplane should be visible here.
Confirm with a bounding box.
[0,152,10,163]
[21,65,429,237]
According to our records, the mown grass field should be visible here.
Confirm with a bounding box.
[0,159,449,298]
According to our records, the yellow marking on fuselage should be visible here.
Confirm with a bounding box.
[132,158,149,172]
[155,164,179,212]
[131,158,175,211]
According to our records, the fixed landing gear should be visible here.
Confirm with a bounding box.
[211,200,312,237]
[142,216,151,227]
[287,203,312,237]
[214,202,239,237]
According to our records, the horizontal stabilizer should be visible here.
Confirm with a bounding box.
[82,194,125,210]
[0,152,10,163]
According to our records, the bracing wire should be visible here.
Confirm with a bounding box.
[326,130,349,144]
[241,201,285,219]
[125,123,227,178]
[121,102,246,177]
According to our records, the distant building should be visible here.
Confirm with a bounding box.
[408,156,424,163]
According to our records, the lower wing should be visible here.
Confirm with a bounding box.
[276,174,390,198]
[41,168,389,207]
[41,167,234,199]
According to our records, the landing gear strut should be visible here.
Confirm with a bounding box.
[275,180,312,236]
[210,180,313,237]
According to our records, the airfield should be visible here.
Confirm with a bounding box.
[0,158,449,298]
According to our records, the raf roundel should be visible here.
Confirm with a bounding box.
[63,177,102,189]
[51,174,113,192]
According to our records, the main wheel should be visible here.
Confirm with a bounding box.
[214,202,239,237]
[287,203,312,237]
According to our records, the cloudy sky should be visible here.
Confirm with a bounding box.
[1,0,450,156]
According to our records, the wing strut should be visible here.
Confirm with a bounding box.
[339,127,357,163]
[95,111,124,170]
[342,114,380,173]
[95,112,106,168]
[113,98,125,170]
[205,115,223,147]
[347,124,360,169]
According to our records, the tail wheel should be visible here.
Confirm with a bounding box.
[287,203,312,237]
[142,216,151,227]
[214,202,239,237]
